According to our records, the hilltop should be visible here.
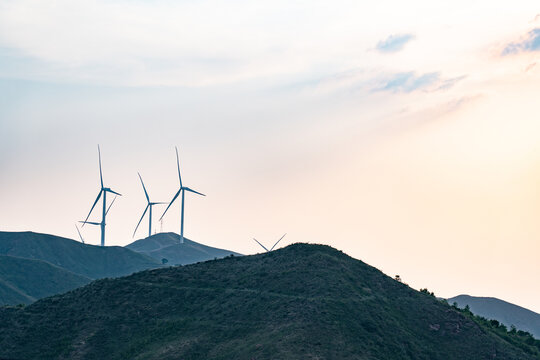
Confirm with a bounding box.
[0,231,161,279]
[449,294,540,338]
[1,243,539,359]
[0,255,91,305]
[126,232,241,265]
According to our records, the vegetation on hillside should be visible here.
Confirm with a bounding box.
[0,231,161,279]
[452,302,540,356]
[448,294,540,339]
[0,255,91,305]
[0,243,538,359]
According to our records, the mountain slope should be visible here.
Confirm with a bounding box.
[0,231,161,279]
[126,232,241,265]
[0,255,91,305]
[1,243,539,359]
[448,294,540,338]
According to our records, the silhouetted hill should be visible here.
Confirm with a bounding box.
[126,232,241,265]
[0,255,91,305]
[1,243,539,359]
[448,295,540,338]
[0,231,161,279]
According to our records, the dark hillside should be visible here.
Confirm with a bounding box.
[0,255,91,305]
[0,231,161,279]
[0,244,538,359]
[126,232,241,265]
[449,294,540,338]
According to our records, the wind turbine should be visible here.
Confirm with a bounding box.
[160,147,205,244]
[133,172,166,238]
[81,145,121,246]
[253,233,287,252]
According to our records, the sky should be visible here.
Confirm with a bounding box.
[1,0,540,312]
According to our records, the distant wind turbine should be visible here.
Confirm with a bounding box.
[81,145,121,246]
[133,172,166,238]
[160,147,205,244]
[75,224,85,244]
[253,233,287,252]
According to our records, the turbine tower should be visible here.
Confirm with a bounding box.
[253,233,287,252]
[133,172,166,238]
[160,147,205,244]
[82,146,121,246]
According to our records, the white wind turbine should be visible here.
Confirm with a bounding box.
[133,172,166,238]
[160,147,205,243]
[81,145,121,246]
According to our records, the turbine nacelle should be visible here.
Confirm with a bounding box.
[102,187,122,196]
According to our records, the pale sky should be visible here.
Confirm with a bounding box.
[1,0,540,313]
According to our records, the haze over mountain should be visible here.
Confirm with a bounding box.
[449,295,540,339]
[1,244,539,359]
[0,255,91,306]
[126,232,241,265]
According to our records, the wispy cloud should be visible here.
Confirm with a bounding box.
[502,28,540,55]
[376,72,440,93]
[376,34,415,53]
[435,75,467,91]
[525,62,536,72]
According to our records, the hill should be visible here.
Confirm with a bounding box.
[0,255,91,305]
[448,294,540,338]
[1,243,539,359]
[126,232,241,265]
[0,231,161,279]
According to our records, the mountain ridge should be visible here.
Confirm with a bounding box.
[448,294,540,339]
[1,243,539,359]
[126,232,241,265]
[0,231,161,279]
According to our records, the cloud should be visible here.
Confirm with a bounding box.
[525,62,536,72]
[376,34,415,53]
[435,75,467,91]
[377,72,440,93]
[502,28,540,55]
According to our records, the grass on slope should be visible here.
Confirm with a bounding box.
[0,255,91,305]
[0,231,161,279]
[0,243,539,360]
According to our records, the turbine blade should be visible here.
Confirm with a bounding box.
[105,195,117,215]
[82,190,102,226]
[98,145,103,188]
[183,187,206,196]
[253,238,269,252]
[138,172,150,202]
[107,189,122,196]
[176,146,183,188]
[75,224,84,243]
[270,233,287,251]
[159,189,181,221]
[133,204,149,238]
[79,221,101,225]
